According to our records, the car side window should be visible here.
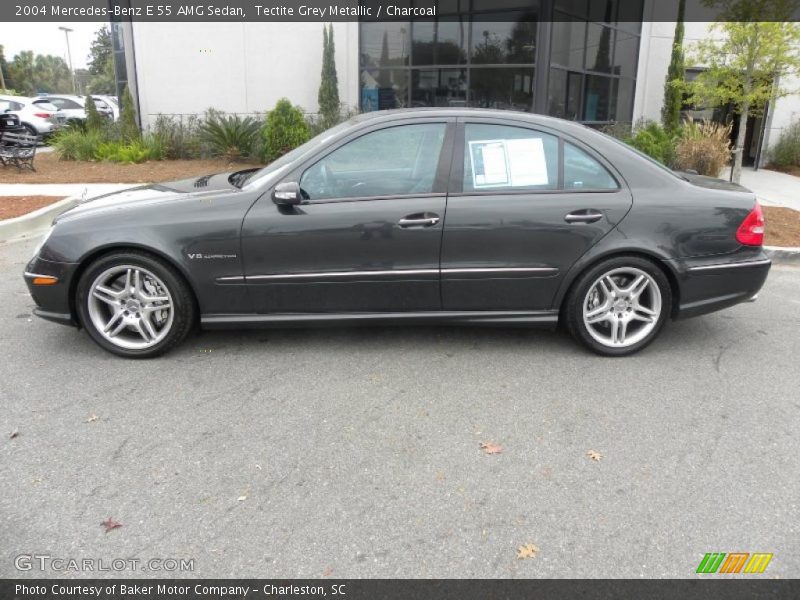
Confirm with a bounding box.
[300,123,446,201]
[463,124,558,192]
[564,142,618,190]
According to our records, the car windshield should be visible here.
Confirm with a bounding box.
[243,119,355,189]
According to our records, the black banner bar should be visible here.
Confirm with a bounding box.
[3,579,800,600]
[2,0,800,22]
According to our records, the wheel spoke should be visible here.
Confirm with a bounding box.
[123,268,133,292]
[133,269,144,297]
[631,310,655,323]
[143,302,171,313]
[103,311,127,337]
[586,306,611,324]
[617,319,628,344]
[603,276,622,295]
[626,274,649,298]
[136,315,158,342]
[92,286,120,306]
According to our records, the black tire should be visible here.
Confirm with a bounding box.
[75,251,196,358]
[22,123,38,138]
[564,255,672,357]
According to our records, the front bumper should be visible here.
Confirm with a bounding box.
[24,256,79,327]
[670,254,771,320]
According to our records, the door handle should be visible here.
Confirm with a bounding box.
[398,213,440,228]
[564,210,603,224]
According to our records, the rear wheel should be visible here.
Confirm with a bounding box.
[76,251,195,358]
[565,256,672,356]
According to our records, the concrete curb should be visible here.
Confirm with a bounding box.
[765,245,800,263]
[0,196,80,244]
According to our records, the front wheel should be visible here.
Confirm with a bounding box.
[564,256,672,356]
[76,251,196,358]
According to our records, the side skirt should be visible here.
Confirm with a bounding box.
[201,310,560,330]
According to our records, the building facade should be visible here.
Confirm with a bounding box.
[114,0,798,164]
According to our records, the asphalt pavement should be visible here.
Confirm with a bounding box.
[1,236,798,579]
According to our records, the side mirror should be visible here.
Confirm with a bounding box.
[272,181,302,206]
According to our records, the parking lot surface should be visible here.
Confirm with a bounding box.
[1,236,798,578]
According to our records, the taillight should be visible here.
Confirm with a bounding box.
[33,112,52,118]
[736,202,765,246]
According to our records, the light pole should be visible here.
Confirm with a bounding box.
[58,26,77,94]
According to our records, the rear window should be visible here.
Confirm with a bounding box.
[32,100,58,111]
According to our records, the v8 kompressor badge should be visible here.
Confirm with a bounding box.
[186,253,237,260]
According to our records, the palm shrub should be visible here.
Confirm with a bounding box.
[261,98,310,163]
[674,119,731,176]
[198,109,261,160]
[769,121,800,168]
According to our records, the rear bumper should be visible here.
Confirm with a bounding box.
[24,256,79,327]
[669,255,771,320]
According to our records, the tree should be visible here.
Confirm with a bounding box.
[84,94,105,131]
[120,84,139,142]
[317,23,340,129]
[87,26,115,94]
[662,0,687,131]
[690,0,800,182]
[261,98,310,163]
[0,45,8,90]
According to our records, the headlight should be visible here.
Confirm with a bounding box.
[31,225,55,258]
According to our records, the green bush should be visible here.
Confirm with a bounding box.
[769,121,800,168]
[51,127,105,161]
[261,98,310,163]
[198,109,261,160]
[120,85,140,142]
[674,119,731,176]
[624,122,678,167]
[152,114,203,159]
[94,136,164,163]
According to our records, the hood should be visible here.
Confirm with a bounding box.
[56,172,242,222]
[677,171,752,193]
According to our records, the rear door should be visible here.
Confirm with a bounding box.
[441,117,632,311]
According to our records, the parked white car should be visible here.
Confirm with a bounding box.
[0,95,66,139]
[42,94,115,123]
[92,95,119,121]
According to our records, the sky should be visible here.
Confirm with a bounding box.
[2,22,104,69]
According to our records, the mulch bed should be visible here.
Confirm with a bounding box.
[0,153,262,184]
[764,206,800,247]
[0,196,66,220]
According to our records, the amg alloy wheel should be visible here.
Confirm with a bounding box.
[566,256,671,356]
[76,252,196,358]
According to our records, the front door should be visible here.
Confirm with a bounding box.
[441,119,633,311]
[241,120,453,313]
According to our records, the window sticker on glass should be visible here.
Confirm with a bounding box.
[468,137,549,189]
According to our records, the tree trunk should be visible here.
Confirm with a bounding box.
[732,106,749,183]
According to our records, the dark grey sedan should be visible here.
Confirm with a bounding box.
[24,109,770,358]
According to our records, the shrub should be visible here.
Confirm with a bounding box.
[152,114,203,159]
[624,122,678,167]
[120,85,140,142]
[318,23,341,130]
[198,109,261,160]
[52,127,105,161]
[261,98,311,163]
[769,121,800,168]
[94,136,164,163]
[674,119,731,176]
[84,95,106,132]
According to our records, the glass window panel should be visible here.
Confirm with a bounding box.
[469,67,534,111]
[411,68,467,107]
[612,29,639,78]
[300,123,446,200]
[471,13,537,65]
[547,68,581,121]
[462,123,558,191]
[553,0,588,19]
[616,0,644,24]
[412,19,468,65]
[550,14,586,70]
[361,69,409,111]
[610,77,635,123]
[583,75,612,121]
[585,23,614,73]
[360,22,410,68]
[564,143,617,189]
[588,0,617,22]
